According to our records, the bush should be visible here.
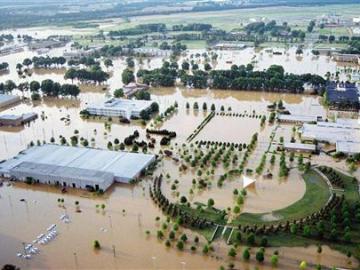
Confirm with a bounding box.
[228,247,237,258]
[242,248,250,261]
[271,255,278,267]
[176,240,184,250]
[256,249,264,263]
[247,233,255,245]
[93,240,101,249]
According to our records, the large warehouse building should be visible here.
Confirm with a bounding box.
[0,144,156,191]
[300,118,360,154]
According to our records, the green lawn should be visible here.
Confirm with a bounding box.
[332,169,359,204]
[232,169,331,225]
[179,40,208,49]
[178,204,227,225]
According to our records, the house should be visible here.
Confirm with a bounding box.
[123,82,149,98]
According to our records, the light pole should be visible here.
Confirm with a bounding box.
[73,252,78,269]
[151,256,156,269]
[108,215,113,228]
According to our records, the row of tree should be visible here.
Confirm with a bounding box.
[64,66,109,84]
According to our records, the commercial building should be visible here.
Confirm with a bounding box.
[284,142,317,153]
[122,82,149,98]
[0,94,20,108]
[336,141,360,155]
[300,118,360,154]
[0,144,156,191]
[278,114,322,124]
[86,98,153,119]
[325,82,359,111]
[0,113,38,126]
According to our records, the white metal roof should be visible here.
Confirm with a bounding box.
[284,142,316,151]
[336,141,360,154]
[0,144,155,182]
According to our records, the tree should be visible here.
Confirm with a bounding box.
[93,240,101,249]
[299,261,307,270]
[180,196,187,204]
[260,237,268,247]
[228,247,237,258]
[255,249,264,263]
[4,80,16,92]
[122,68,135,84]
[30,80,40,92]
[247,233,255,245]
[2,265,20,270]
[23,58,32,67]
[207,198,214,208]
[211,104,215,111]
[182,61,190,70]
[113,88,124,98]
[176,240,184,250]
[271,255,278,267]
[242,248,250,261]
[204,63,212,71]
[104,59,113,68]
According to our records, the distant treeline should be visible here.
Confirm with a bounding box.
[137,62,326,94]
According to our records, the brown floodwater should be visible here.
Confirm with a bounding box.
[0,32,358,269]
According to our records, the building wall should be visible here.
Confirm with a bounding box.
[8,170,113,191]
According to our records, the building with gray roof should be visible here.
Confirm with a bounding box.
[0,94,20,109]
[0,144,156,191]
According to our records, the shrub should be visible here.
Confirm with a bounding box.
[93,240,101,249]
[242,248,250,261]
[271,254,278,267]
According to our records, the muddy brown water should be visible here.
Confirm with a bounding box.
[0,36,358,269]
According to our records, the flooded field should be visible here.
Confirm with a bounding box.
[1,26,359,270]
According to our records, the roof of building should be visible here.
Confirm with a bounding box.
[87,98,153,113]
[0,112,37,121]
[278,114,319,122]
[10,161,114,183]
[284,142,316,151]
[301,123,360,144]
[0,144,155,181]
[0,94,20,106]
[326,82,359,103]
[336,141,360,154]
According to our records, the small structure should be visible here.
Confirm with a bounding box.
[0,94,20,108]
[284,142,317,153]
[133,47,171,57]
[214,42,246,50]
[0,113,38,126]
[86,98,153,119]
[63,47,100,60]
[336,141,360,155]
[278,114,321,124]
[0,144,156,191]
[123,82,149,98]
[325,82,360,111]
[28,39,67,50]
[332,53,360,64]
